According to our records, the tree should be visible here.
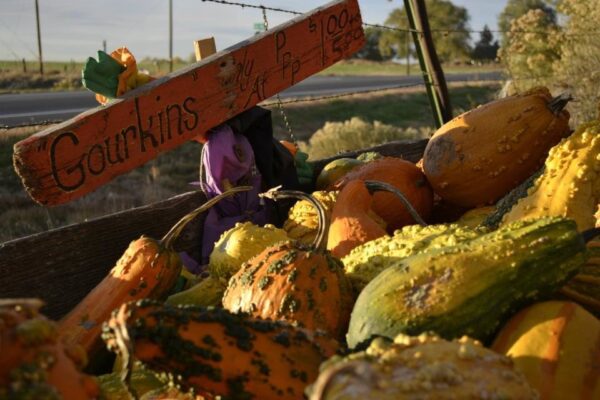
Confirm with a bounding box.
[498,0,556,43]
[354,28,392,61]
[378,0,471,63]
[472,25,499,62]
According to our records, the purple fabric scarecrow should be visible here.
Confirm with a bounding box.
[198,124,269,266]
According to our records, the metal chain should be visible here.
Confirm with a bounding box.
[261,7,297,144]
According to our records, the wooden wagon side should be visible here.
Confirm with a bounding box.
[0,139,427,320]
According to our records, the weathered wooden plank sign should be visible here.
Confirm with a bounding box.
[13,0,365,206]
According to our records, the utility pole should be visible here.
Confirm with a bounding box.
[169,0,173,72]
[405,32,410,75]
[34,0,43,76]
[102,40,107,53]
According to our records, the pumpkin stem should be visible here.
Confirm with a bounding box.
[260,188,328,251]
[547,92,572,115]
[160,186,253,249]
[582,227,600,244]
[364,180,427,226]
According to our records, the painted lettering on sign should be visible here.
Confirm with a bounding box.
[13,0,365,206]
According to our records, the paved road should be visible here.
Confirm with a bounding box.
[0,72,501,126]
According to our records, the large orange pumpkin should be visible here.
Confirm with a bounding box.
[222,190,353,339]
[334,157,433,231]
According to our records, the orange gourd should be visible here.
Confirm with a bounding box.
[422,88,571,207]
[222,189,353,339]
[327,180,427,258]
[334,157,433,231]
[0,299,100,399]
[103,300,338,399]
[59,187,251,360]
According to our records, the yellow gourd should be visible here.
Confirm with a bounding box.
[208,222,289,279]
[502,120,600,231]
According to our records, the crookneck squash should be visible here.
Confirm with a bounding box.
[222,189,354,340]
[59,186,251,361]
[103,300,338,400]
[501,120,600,231]
[422,87,571,207]
[492,301,600,400]
[0,299,100,400]
[346,217,592,348]
[334,157,433,231]
[327,180,426,259]
[309,333,537,400]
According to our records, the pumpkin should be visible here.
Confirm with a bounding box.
[316,158,364,190]
[492,301,600,399]
[222,189,354,339]
[208,221,289,279]
[103,300,338,400]
[422,87,571,207]
[327,180,426,259]
[59,186,251,361]
[0,299,100,399]
[284,190,340,246]
[501,120,600,231]
[334,157,433,231]
[309,333,537,400]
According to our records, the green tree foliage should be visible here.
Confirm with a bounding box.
[472,25,499,62]
[499,9,562,89]
[498,0,556,43]
[378,0,471,63]
[354,28,392,61]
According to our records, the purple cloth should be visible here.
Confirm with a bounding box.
[200,125,268,264]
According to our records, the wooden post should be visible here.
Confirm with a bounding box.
[22,58,27,73]
[404,0,452,128]
[169,0,173,72]
[34,0,43,76]
[13,0,365,206]
[194,38,217,62]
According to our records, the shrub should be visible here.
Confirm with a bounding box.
[299,117,430,160]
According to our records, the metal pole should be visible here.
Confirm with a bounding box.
[411,0,452,122]
[403,0,452,128]
[34,0,43,76]
[169,0,173,72]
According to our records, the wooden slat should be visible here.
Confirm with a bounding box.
[0,191,207,320]
[13,0,365,207]
[0,139,427,319]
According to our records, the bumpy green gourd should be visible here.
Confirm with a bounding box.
[208,222,289,279]
[308,333,537,400]
[341,224,483,292]
[346,217,588,348]
[501,121,600,231]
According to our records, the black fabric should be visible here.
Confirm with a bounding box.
[225,106,301,225]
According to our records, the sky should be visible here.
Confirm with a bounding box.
[0,0,508,61]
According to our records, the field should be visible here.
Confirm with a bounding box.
[0,58,501,92]
[0,83,500,243]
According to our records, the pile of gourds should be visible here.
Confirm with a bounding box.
[2,86,600,400]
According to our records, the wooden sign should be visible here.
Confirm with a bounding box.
[13,0,365,206]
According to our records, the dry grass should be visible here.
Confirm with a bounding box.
[0,83,499,243]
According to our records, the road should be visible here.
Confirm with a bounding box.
[0,72,501,127]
